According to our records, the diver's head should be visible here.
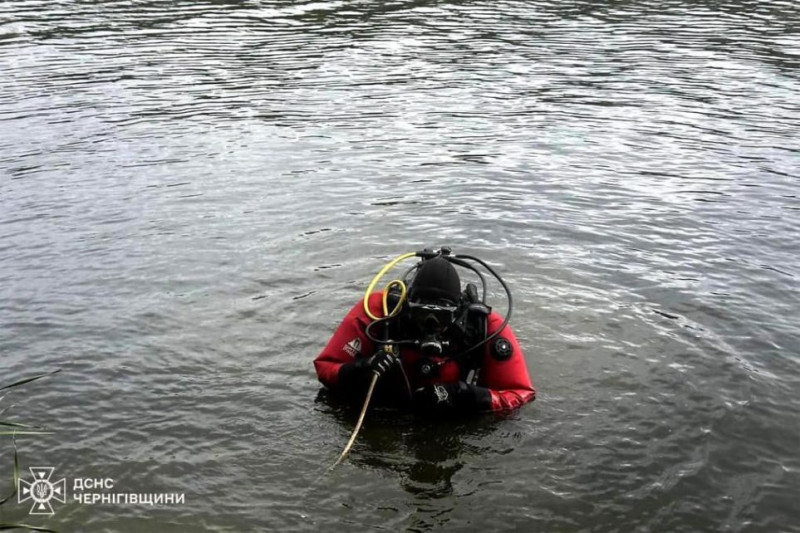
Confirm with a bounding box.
[408,256,461,305]
[407,257,461,355]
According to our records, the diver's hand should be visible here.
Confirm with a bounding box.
[366,349,398,378]
[412,382,460,412]
[338,349,398,389]
[412,381,491,415]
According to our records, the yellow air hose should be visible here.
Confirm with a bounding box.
[363,252,417,320]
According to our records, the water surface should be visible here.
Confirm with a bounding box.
[1,0,799,531]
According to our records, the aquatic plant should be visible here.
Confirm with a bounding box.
[0,370,60,533]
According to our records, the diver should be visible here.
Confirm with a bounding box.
[314,248,535,415]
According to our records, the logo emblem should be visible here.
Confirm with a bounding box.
[343,338,362,357]
[18,467,67,515]
[433,384,449,403]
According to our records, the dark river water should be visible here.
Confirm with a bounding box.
[2,0,799,531]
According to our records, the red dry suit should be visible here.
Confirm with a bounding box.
[314,292,535,412]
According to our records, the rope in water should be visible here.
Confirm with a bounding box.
[327,372,379,471]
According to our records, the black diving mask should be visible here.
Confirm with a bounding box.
[408,301,458,332]
[408,300,458,355]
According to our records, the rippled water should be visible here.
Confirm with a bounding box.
[2,0,799,531]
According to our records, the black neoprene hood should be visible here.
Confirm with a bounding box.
[408,257,462,305]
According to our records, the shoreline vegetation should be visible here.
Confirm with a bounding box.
[0,369,60,533]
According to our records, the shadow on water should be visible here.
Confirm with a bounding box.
[314,389,504,498]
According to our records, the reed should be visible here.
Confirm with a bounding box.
[0,370,60,533]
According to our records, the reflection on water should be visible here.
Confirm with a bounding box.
[1,0,799,531]
[317,390,506,498]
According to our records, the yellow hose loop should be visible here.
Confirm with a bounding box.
[363,252,417,320]
[382,279,407,318]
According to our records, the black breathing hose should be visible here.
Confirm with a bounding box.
[449,253,513,358]
[446,257,488,302]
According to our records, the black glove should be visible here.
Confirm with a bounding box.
[368,349,399,378]
[412,381,492,415]
[338,349,399,391]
